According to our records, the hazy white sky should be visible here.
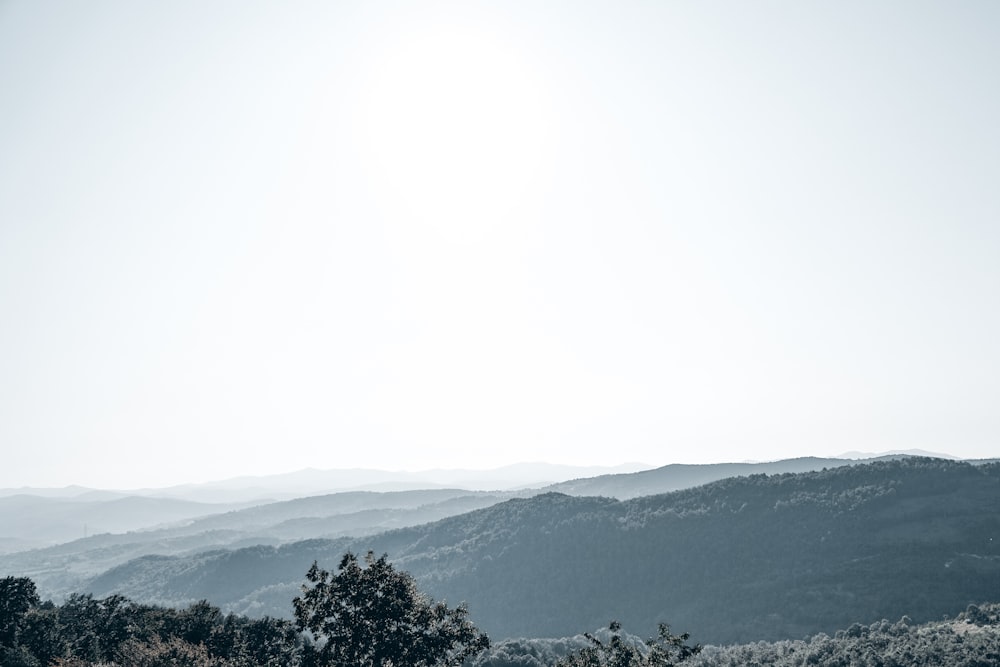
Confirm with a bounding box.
[2,1,998,489]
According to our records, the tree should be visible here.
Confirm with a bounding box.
[293,551,489,667]
[0,577,40,648]
[556,621,700,667]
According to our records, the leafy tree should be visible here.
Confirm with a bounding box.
[557,621,700,667]
[0,577,40,648]
[293,551,489,667]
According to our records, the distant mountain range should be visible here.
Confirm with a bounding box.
[0,462,657,504]
[16,457,996,646]
[5,451,972,504]
[0,457,1000,643]
[0,454,1000,642]
[1,454,922,561]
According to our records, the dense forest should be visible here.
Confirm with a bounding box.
[0,576,305,667]
[66,458,999,644]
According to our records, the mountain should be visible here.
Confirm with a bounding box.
[538,456,861,499]
[75,458,1000,645]
[834,448,961,460]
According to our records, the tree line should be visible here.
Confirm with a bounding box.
[4,550,998,667]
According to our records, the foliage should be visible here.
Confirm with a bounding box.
[0,581,305,667]
[471,605,1000,667]
[472,635,593,667]
[0,576,40,647]
[3,567,1000,667]
[2,555,492,666]
[556,621,700,667]
[684,603,1000,667]
[293,550,489,667]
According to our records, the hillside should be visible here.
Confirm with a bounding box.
[75,458,1000,645]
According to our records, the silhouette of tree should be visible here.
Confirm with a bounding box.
[294,551,489,667]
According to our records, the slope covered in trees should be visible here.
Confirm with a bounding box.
[73,459,1000,644]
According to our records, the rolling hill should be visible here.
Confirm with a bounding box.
[74,458,1000,645]
[0,456,897,591]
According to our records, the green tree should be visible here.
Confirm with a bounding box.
[293,551,489,667]
[556,621,700,667]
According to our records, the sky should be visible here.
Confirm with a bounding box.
[2,1,999,489]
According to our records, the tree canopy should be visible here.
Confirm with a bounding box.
[0,576,40,648]
[294,550,490,667]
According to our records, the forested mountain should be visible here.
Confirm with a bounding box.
[73,458,999,645]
